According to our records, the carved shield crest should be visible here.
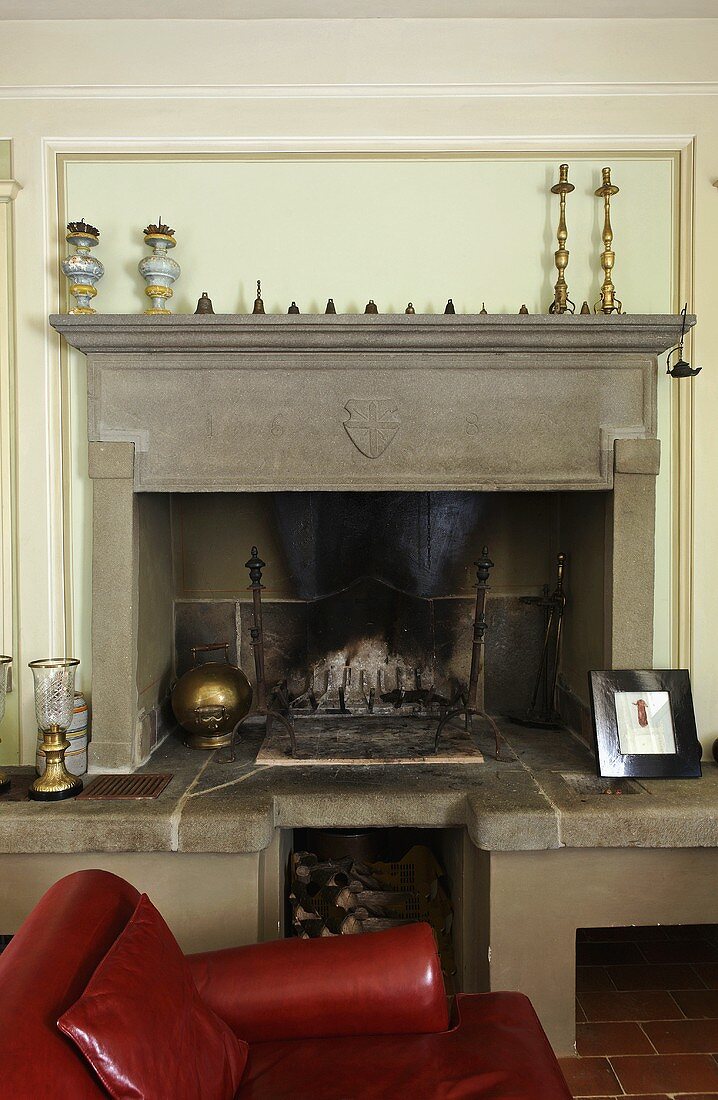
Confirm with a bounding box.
[343,399,400,459]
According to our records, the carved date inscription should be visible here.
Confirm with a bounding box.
[343,398,400,459]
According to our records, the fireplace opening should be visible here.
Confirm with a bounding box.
[135,488,608,760]
[285,826,474,994]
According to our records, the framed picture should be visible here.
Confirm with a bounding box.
[588,669,702,779]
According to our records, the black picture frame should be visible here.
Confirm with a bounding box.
[588,669,702,779]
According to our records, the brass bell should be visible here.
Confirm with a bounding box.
[405,303,415,314]
[252,280,265,314]
[479,303,488,315]
[580,300,591,315]
[325,298,336,314]
[288,301,300,314]
[519,304,529,314]
[365,299,378,314]
[444,299,455,315]
[194,292,214,315]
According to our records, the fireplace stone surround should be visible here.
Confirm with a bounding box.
[5,306,718,1061]
[51,312,688,770]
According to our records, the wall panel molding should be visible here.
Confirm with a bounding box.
[3,82,718,101]
[0,178,21,761]
[49,138,689,712]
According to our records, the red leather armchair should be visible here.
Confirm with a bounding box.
[0,870,571,1098]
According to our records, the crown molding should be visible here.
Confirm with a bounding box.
[1,81,718,101]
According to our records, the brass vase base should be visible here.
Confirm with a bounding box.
[183,730,234,751]
[28,777,83,802]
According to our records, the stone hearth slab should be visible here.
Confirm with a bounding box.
[255,716,484,766]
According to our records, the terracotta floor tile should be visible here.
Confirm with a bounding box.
[577,966,616,991]
[579,990,683,1022]
[696,964,718,989]
[558,1056,621,1096]
[664,923,718,941]
[581,926,669,942]
[607,963,704,990]
[610,1053,718,1094]
[667,1094,718,1099]
[639,941,718,966]
[578,941,647,966]
[642,1018,718,1053]
[576,1020,655,1056]
[671,990,718,1018]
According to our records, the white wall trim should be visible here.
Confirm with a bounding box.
[0,181,20,753]
[43,135,696,156]
[0,181,21,201]
[2,82,718,102]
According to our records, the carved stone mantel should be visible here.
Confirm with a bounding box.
[48,311,691,771]
[51,313,690,493]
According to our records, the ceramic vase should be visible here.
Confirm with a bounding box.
[138,221,180,315]
[61,221,103,314]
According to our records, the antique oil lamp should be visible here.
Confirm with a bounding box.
[28,658,82,801]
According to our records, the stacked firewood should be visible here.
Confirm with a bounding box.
[290,845,456,987]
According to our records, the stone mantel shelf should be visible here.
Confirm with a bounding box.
[50,312,693,356]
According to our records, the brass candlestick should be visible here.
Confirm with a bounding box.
[594,167,623,315]
[548,164,575,315]
[28,658,83,801]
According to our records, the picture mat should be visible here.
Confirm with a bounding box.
[614,690,676,756]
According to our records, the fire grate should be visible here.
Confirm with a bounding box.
[77,773,173,800]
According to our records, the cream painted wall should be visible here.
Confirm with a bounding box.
[60,152,675,705]
[0,17,715,763]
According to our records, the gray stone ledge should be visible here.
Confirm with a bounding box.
[50,313,692,356]
[0,725,716,856]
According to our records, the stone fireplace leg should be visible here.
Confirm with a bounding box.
[605,438,661,669]
[88,442,138,770]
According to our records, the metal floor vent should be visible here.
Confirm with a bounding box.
[77,773,173,800]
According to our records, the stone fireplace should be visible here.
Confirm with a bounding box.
[51,312,687,770]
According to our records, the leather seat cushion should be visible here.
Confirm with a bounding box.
[237,993,572,1100]
[58,893,248,1100]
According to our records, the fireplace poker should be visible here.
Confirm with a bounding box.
[227,546,296,758]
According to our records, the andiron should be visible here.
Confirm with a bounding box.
[228,546,296,759]
[433,546,501,756]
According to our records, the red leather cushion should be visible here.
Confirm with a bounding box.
[190,921,449,1042]
[58,893,248,1100]
[237,993,572,1099]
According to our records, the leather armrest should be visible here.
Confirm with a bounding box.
[187,922,449,1043]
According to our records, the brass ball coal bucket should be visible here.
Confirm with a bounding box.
[172,643,252,750]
